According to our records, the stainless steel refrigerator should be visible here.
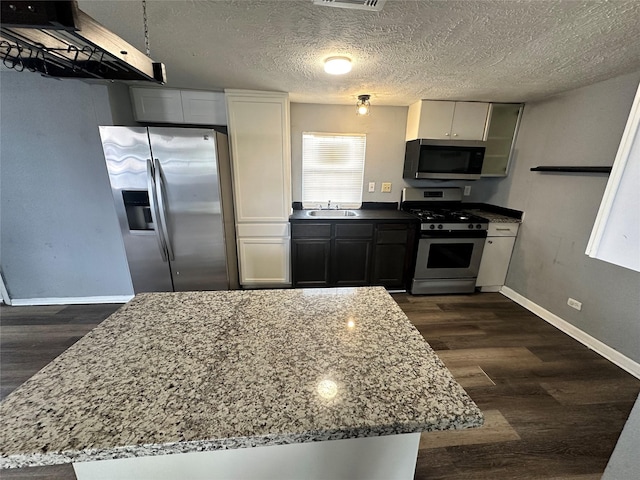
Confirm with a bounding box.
[98,126,238,293]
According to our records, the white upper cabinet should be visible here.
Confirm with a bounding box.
[481,103,524,177]
[130,87,227,125]
[406,100,490,141]
[225,90,292,223]
[180,90,227,125]
[131,87,184,123]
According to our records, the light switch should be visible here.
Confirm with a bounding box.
[381,182,392,193]
[368,182,375,193]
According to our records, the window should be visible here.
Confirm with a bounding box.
[302,133,366,209]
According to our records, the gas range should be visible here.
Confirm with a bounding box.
[401,187,488,295]
[401,188,488,232]
[407,208,488,232]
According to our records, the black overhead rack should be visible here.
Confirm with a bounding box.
[0,1,165,83]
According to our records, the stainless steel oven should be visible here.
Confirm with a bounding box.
[412,231,486,294]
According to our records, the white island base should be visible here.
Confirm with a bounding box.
[73,432,421,480]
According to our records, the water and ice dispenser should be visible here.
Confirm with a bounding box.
[122,190,154,231]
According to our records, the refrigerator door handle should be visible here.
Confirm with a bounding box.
[147,159,169,262]
[153,159,175,262]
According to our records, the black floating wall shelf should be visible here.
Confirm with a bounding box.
[530,166,612,174]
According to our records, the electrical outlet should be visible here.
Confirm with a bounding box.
[368,182,375,193]
[464,185,472,196]
[381,182,392,193]
[567,298,582,311]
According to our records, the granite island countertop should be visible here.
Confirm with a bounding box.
[0,287,482,469]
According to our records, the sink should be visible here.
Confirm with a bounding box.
[307,210,358,217]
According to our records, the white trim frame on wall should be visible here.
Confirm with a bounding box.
[586,81,640,272]
[501,286,640,379]
[0,269,11,305]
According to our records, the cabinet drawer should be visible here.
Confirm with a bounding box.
[487,223,519,237]
[376,226,408,244]
[237,223,289,237]
[335,223,374,238]
[291,223,331,238]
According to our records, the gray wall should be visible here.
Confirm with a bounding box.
[107,82,137,126]
[0,72,133,300]
[290,104,410,204]
[290,103,497,205]
[475,71,640,363]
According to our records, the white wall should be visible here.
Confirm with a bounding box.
[0,72,134,302]
[475,71,640,364]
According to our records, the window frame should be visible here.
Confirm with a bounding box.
[301,132,367,209]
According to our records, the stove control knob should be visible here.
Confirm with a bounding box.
[429,224,435,230]
[468,224,474,229]
[476,224,482,229]
[437,224,443,230]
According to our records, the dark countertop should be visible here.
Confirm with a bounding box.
[290,209,419,222]
[290,204,522,224]
[461,203,523,222]
[465,209,522,223]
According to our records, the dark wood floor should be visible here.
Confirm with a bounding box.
[1,293,639,479]
[394,293,640,480]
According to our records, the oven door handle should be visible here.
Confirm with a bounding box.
[420,231,487,239]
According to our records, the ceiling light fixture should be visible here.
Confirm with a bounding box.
[324,56,352,75]
[356,94,371,115]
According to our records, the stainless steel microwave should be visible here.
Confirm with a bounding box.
[403,139,486,180]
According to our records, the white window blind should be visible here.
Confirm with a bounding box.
[302,133,366,208]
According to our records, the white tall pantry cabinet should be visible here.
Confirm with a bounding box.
[225,90,292,287]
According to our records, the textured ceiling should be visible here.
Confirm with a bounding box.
[76,0,640,106]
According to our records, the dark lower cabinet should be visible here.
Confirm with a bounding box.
[371,223,416,288]
[291,220,417,289]
[291,239,331,287]
[372,244,407,286]
[332,238,372,286]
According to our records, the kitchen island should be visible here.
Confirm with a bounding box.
[0,287,482,479]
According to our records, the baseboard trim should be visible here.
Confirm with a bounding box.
[500,286,640,379]
[9,295,134,306]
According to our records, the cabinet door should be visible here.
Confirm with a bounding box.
[416,101,456,140]
[481,103,523,177]
[238,237,290,285]
[476,236,516,287]
[181,91,227,125]
[372,244,407,287]
[226,91,291,223]
[451,102,490,140]
[332,239,372,286]
[130,87,184,123]
[292,239,331,287]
